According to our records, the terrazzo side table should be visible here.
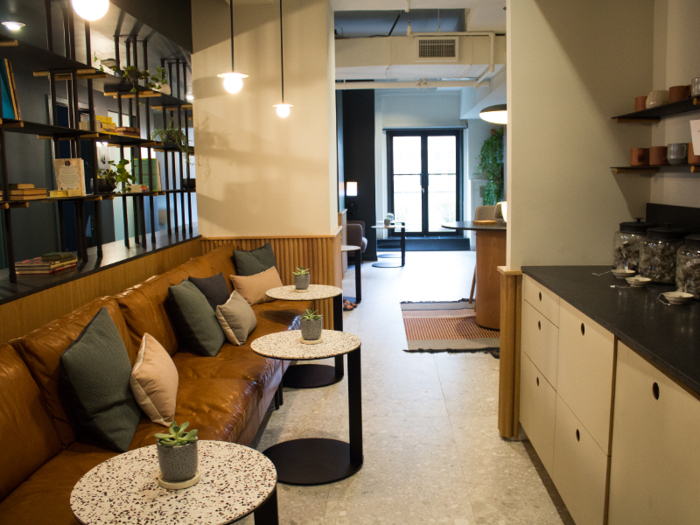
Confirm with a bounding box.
[251,330,363,486]
[341,244,362,303]
[371,223,406,268]
[70,441,279,525]
[266,284,344,389]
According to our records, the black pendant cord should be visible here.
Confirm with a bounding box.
[229,0,235,72]
[279,0,284,103]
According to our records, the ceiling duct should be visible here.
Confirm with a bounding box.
[416,37,458,62]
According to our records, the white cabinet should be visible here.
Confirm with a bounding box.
[608,342,700,524]
[523,276,560,326]
[557,300,615,453]
[522,301,559,388]
[520,353,557,474]
[552,396,609,525]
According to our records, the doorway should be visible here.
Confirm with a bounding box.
[387,129,462,237]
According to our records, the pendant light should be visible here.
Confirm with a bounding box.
[273,0,292,118]
[479,104,508,125]
[72,0,109,21]
[218,0,248,94]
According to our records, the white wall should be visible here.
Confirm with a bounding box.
[507,0,655,269]
[649,0,700,207]
[191,0,338,237]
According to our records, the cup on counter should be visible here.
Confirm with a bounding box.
[669,85,691,103]
[649,146,668,166]
[691,77,700,97]
[630,148,650,166]
[634,96,647,112]
[689,143,700,165]
[667,143,688,165]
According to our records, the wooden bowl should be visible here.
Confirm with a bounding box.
[474,219,497,225]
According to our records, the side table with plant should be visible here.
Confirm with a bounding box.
[154,421,199,484]
[300,309,323,341]
[293,267,310,290]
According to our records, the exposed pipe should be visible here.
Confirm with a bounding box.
[336,79,489,90]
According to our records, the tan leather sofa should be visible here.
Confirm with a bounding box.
[0,244,311,524]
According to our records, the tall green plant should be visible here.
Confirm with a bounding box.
[476,128,504,206]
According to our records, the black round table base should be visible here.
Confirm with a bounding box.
[378,253,401,258]
[264,438,362,486]
[372,261,402,268]
[284,364,343,389]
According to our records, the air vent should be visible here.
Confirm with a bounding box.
[416,38,458,62]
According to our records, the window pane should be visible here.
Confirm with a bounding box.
[428,136,456,174]
[393,174,422,232]
[428,174,456,232]
[393,136,421,175]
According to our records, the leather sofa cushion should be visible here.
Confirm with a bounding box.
[0,344,63,502]
[201,244,237,292]
[14,297,134,448]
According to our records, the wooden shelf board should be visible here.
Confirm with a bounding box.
[0,30,93,72]
[612,164,700,174]
[41,195,103,203]
[0,119,95,138]
[613,97,700,121]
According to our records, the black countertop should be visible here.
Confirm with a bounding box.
[522,266,700,395]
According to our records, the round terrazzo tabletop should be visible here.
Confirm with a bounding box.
[266,284,342,301]
[251,330,361,360]
[71,441,276,525]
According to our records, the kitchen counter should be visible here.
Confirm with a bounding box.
[523,266,700,396]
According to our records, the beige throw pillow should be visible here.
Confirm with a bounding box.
[216,291,258,345]
[230,266,284,305]
[130,333,179,427]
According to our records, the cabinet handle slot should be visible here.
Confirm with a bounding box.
[539,292,542,301]
[581,323,585,336]
[536,377,540,386]
[653,382,660,400]
[538,321,541,331]
[576,429,580,442]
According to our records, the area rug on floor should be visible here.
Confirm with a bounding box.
[401,299,500,357]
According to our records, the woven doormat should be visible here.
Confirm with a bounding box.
[401,299,500,356]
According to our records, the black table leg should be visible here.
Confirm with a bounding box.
[355,249,362,303]
[253,486,279,524]
[400,225,406,267]
[348,346,363,465]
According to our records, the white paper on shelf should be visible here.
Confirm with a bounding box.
[53,159,86,195]
[690,120,700,152]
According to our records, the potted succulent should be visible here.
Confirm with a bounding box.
[300,309,323,341]
[154,421,199,482]
[293,267,310,290]
[384,213,394,226]
[97,159,136,194]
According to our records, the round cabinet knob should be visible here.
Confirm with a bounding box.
[536,377,540,386]
[538,321,541,331]
[653,382,660,400]
[576,429,581,442]
[539,292,542,301]
[581,323,585,336]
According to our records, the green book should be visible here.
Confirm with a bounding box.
[41,251,75,262]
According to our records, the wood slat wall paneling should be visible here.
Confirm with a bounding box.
[201,230,343,330]
[498,267,523,438]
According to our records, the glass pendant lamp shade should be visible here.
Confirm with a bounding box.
[71,0,109,21]
[479,104,508,125]
[220,0,247,94]
[274,104,292,118]
[274,0,292,117]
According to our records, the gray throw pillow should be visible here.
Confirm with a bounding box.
[231,243,278,276]
[167,280,225,357]
[189,273,230,311]
[59,308,141,452]
[216,291,258,345]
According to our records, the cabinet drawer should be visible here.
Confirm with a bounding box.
[520,353,556,474]
[553,396,609,525]
[557,300,615,453]
[523,275,560,326]
[608,343,700,524]
[521,301,558,388]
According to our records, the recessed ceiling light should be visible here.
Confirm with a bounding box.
[2,21,25,32]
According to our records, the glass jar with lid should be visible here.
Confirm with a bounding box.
[639,226,686,284]
[676,235,700,298]
[613,218,655,271]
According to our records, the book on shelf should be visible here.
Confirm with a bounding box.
[16,257,78,270]
[53,159,86,195]
[41,252,75,262]
[116,126,139,133]
[132,159,162,191]
[16,263,77,275]
[9,183,34,190]
[0,188,47,195]
[49,189,82,198]
[0,58,20,120]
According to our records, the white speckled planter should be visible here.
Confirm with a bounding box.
[294,273,310,290]
[157,441,198,482]
[300,317,323,340]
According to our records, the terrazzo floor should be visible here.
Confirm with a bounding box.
[243,251,574,525]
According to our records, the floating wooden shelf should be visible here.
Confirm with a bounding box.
[611,164,700,174]
[613,97,700,122]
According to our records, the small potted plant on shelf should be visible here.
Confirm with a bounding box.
[95,55,169,94]
[152,118,193,165]
[384,213,394,226]
[293,267,310,290]
[97,159,136,194]
[300,309,323,341]
[154,421,199,484]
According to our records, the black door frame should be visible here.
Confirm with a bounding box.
[386,128,463,237]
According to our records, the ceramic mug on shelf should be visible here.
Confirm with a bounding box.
[667,143,688,165]
[646,90,669,109]
[631,148,650,166]
[634,96,647,112]
[669,85,691,103]
[691,77,700,97]
[689,143,700,165]
[649,146,668,166]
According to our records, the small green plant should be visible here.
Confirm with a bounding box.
[301,309,322,321]
[154,421,198,447]
[99,159,136,193]
[477,128,505,206]
[293,267,310,276]
[385,213,394,221]
[152,118,192,164]
[94,55,168,94]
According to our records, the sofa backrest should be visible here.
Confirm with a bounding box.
[116,256,214,356]
[0,344,63,501]
[201,243,237,293]
[13,297,134,448]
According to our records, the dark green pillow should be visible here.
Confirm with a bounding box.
[231,243,278,276]
[189,273,230,311]
[167,280,225,356]
[59,308,140,453]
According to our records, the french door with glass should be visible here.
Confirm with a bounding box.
[387,129,462,236]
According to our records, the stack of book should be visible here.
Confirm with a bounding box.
[0,183,47,201]
[15,252,78,275]
[116,126,140,138]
